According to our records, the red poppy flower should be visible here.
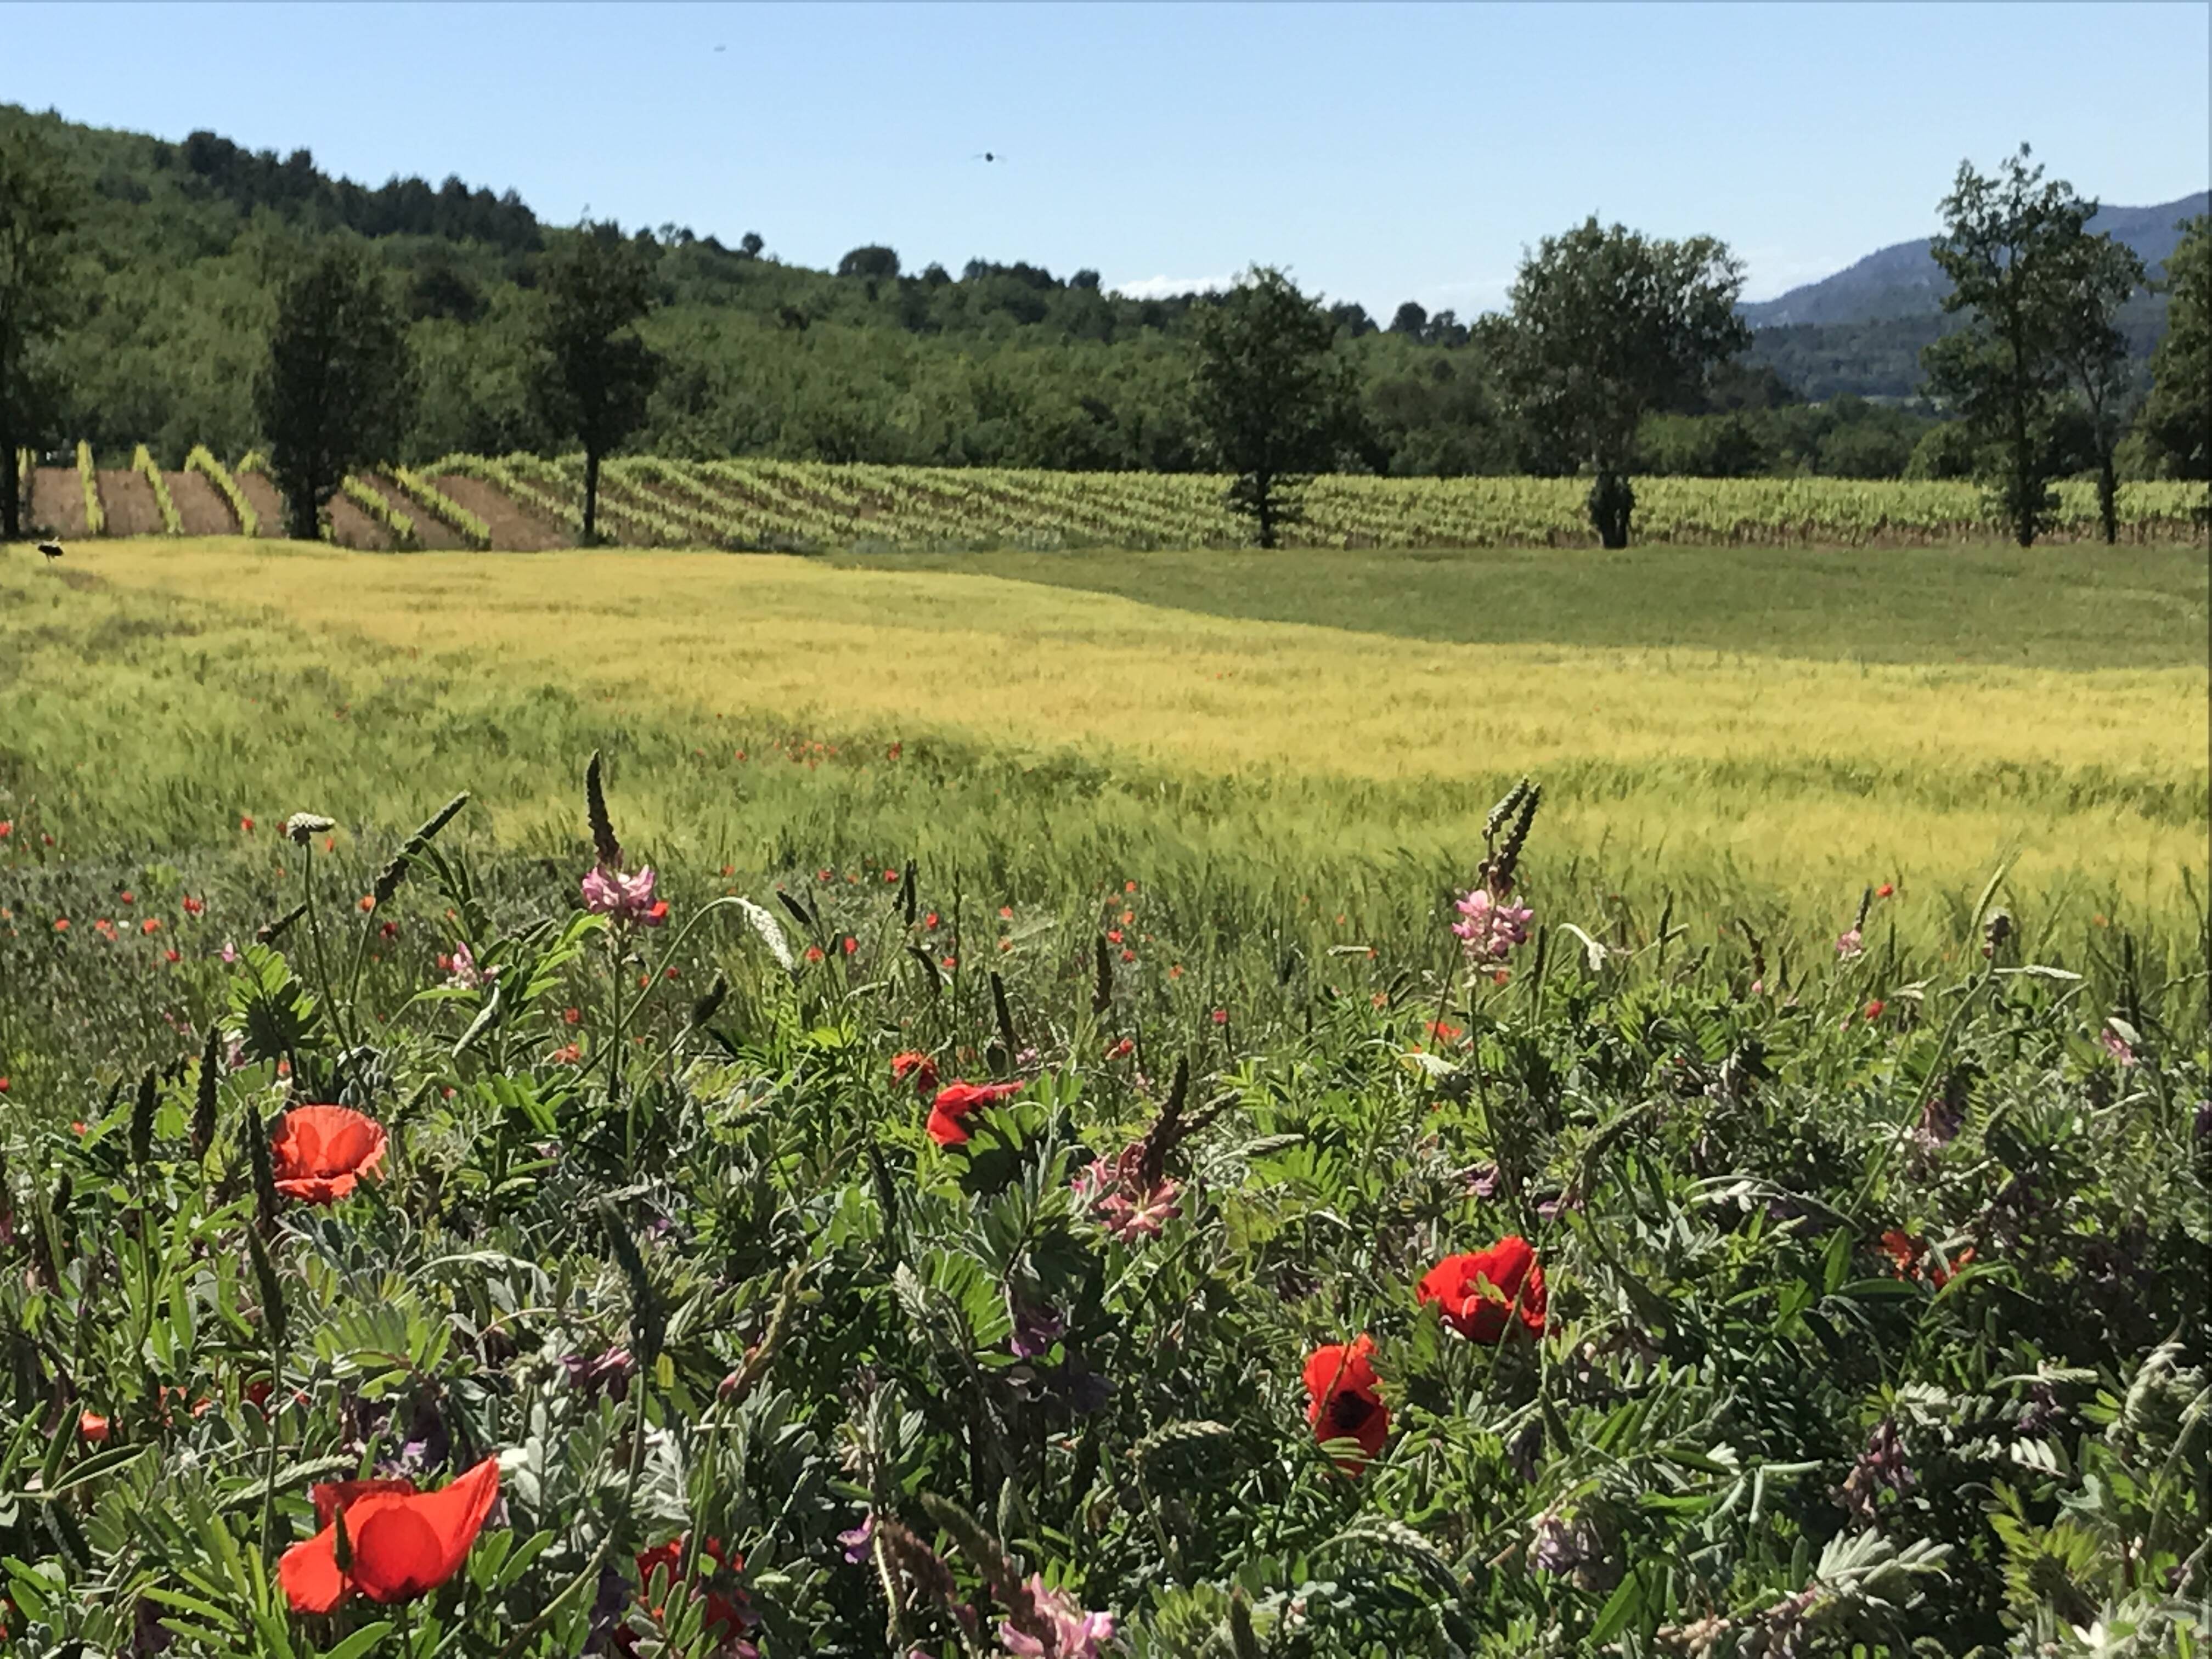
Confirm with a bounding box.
[1881,1230,1975,1288]
[1864,1000,1886,1021]
[804,945,825,964]
[279,1458,500,1612]
[1303,1334,1389,1470]
[183,895,204,915]
[1876,882,1894,898]
[269,1105,388,1204]
[635,1535,750,1641]
[1418,1237,1548,1342]
[79,1411,110,1443]
[927,1080,1024,1147]
[890,1050,940,1093]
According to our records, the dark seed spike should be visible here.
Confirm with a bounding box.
[599,1199,663,1365]
[864,1137,901,1245]
[900,859,918,927]
[374,791,471,905]
[256,902,309,945]
[244,1101,279,1238]
[193,1027,222,1162]
[775,888,814,932]
[1488,781,1543,894]
[246,1226,287,1347]
[907,945,943,996]
[1092,933,1113,1014]
[687,973,728,1030]
[129,1068,157,1169]
[584,751,621,868]
[990,970,1019,1065]
[1482,777,1528,848]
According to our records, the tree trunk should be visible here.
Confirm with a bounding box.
[287,470,321,543]
[1255,471,1275,550]
[583,448,600,546]
[0,402,18,541]
[2097,451,2118,546]
[1587,469,1634,550]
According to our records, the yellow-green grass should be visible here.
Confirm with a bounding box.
[3,536,2205,939]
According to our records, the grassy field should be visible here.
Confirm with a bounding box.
[2,534,2207,1658]
[4,536,2205,927]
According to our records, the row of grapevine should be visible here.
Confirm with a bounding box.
[21,448,2208,550]
[133,444,183,535]
[77,441,104,534]
[185,445,258,537]
[390,467,493,550]
[339,475,418,549]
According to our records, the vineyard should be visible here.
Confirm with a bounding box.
[18,453,2209,552]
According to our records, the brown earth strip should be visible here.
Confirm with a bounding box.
[361,474,465,550]
[238,472,286,536]
[169,469,235,535]
[29,467,88,537]
[98,469,162,537]
[324,492,395,551]
[428,472,569,551]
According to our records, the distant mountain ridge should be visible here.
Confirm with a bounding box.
[1741,192,2208,329]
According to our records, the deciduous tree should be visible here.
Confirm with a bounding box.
[532,223,661,544]
[1189,266,1358,549]
[0,122,75,539]
[1502,218,1750,547]
[1921,145,2097,548]
[256,238,414,541]
[2050,232,2148,543]
[2137,215,2209,486]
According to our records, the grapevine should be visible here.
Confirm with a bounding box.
[77,441,104,534]
[186,444,258,537]
[133,443,183,535]
[340,475,419,549]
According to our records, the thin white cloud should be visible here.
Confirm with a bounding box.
[1108,273,1233,300]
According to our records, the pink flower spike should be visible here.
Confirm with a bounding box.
[582,862,663,926]
[1452,887,1533,964]
[999,1576,1115,1659]
[1835,928,1864,961]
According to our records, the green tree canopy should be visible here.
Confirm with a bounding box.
[0,121,77,537]
[532,223,662,544]
[2138,214,2209,484]
[1502,217,1750,547]
[1921,145,2100,547]
[1188,266,1358,548]
[255,238,414,541]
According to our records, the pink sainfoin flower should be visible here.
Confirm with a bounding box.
[998,1575,1115,1658]
[2100,1024,2136,1066]
[443,940,494,990]
[581,862,668,927]
[1072,1145,1182,1242]
[1835,928,1864,961]
[1452,887,1533,963]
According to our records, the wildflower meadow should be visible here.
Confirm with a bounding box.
[2,517,2209,1659]
[2,699,2206,1659]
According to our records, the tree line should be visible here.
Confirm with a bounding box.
[1,110,2204,546]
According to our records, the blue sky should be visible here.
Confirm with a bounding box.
[4,2,2205,317]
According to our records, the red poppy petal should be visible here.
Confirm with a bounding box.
[349,1459,499,1603]
[279,1524,351,1615]
[312,1478,417,1532]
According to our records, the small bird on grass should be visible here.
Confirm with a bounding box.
[37,540,63,562]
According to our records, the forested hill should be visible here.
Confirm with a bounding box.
[0,103,2184,478]
[1735,191,2203,401]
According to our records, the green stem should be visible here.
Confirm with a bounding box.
[258,1320,284,1564]
[298,842,352,1059]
